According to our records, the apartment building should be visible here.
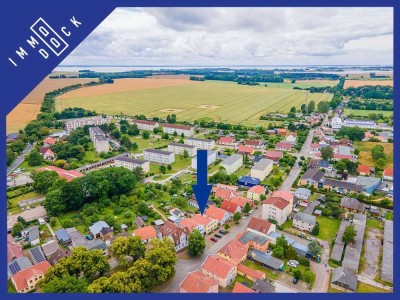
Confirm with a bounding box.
[163,124,194,136]
[64,116,111,133]
[221,154,243,175]
[115,157,150,173]
[88,126,110,154]
[131,119,159,131]
[293,212,316,232]
[168,142,197,157]
[191,151,217,169]
[251,158,273,181]
[143,148,175,164]
[185,137,215,150]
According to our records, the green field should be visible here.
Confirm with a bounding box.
[316,215,341,241]
[344,108,393,117]
[56,80,333,127]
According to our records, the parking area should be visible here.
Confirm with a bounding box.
[362,228,383,279]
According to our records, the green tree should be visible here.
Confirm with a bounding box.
[188,229,205,256]
[6,149,16,166]
[142,131,150,139]
[311,223,320,236]
[41,275,88,293]
[159,165,166,174]
[285,245,298,260]
[276,234,288,252]
[10,140,26,154]
[11,222,24,237]
[335,160,346,173]
[32,170,59,194]
[17,216,28,227]
[243,202,251,214]
[110,236,145,268]
[26,149,44,166]
[308,240,322,257]
[233,212,241,224]
[183,149,189,158]
[317,101,330,113]
[273,245,285,258]
[342,225,357,244]
[43,189,66,216]
[120,136,132,150]
[307,100,315,113]
[376,158,386,169]
[321,146,334,161]
[304,270,315,284]
[293,269,302,279]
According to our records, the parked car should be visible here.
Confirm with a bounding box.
[214,234,222,238]
[85,234,93,240]
[219,230,227,235]
[249,210,254,214]
[293,277,299,284]
[288,260,299,267]
[210,238,218,242]
[305,253,312,259]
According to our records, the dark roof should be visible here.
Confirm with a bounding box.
[29,246,46,264]
[301,169,324,182]
[100,227,113,235]
[115,157,148,165]
[331,267,358,292]
[48,249,67,266]
[318,160,330,168]
[252,279,276,293]
[168,142,195,149]
[55,228,71,243]
[238,176,261,185]
[240,231,268,246]
[250,250,284,270]
[340,197,365,212]
[323,178,364,192]
[144,148,173,155]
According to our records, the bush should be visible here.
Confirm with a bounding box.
[298,256,310,267]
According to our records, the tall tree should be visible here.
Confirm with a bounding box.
[321,146,334,161]
[41,275,88,293]
[110,236,145,268]
[307,240,322,257]
[342,225,357,244]
[188,229,205,256]
[32,170,59,195]
[307,100,315,113]
[26,149,44,166]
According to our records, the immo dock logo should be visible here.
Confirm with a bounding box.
[8,16,82,67]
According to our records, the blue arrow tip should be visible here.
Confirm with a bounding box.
[192,184,212,215]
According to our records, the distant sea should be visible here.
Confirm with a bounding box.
[54,65,393,75]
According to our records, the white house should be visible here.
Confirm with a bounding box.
[285,133,297,144]
[131,119,159,131]
[293,212,317,232]
[331,116,343,130]
[293,188,312,200]
[262,196,291,226]
[158,222,189,251]
[64,116,111,133]
[221,154,243,175]
[251,158,273,181]
[143,149,175,164]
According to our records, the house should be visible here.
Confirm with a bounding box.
[135,216,145,228]
[275,142,292,151]
[247,185,266,201]
[115,157,150,173]
[41,240,61,258]
[232,282,254,293]
[43,136,56,147]
[38,166,84,182]
[323,178,364,194]
[244,139,263,149]
[179,270,219,293]
[237,176,261,188]
[318,160,332,171]
[86,239,109,255]
[8,257,32,279]
[7,234,23,263]
[239,231,270,252]
[383,168,393,181]
[220,200,241,214]
[221,154,243,175]
[48,249,67,266]
[192,214,218,234]
[180,218,204,235]
[285,132,297,144]
[331,267,358,292]
[252,279,276,293]
[229,196,254,208]
[331,116,343,129]
[66,227,86,248]
[262,196,291,226]
[217,238,248,264]
[271,191,294,204]
[247,217,275,237]
[11,261,51,293]
[131,119,159,131]
[249,249,284,270]
[357,165,371,176]
[89,221,111,238]
[7,133,19,143]
[205,206,232,225]
[201,255,237,288]
[55,228,71,245]
[39,147,55,160]
[212,187,236,200]
[168,142,197,157]
[21,226,40,246]
[308,158,321,169]
[218,136,237,146]
[170,208,183,218]
[185,137,215,150]
[191,150,217,169]
[237,264,265,281]
[340,197,365,213]
[293,212,317,232]
[265,150,283,163]
[133,226,158,244]
[238,145,255,155]
[158,222,189,251]
[300,169,324,188]
[277,128,287,136]
[216,183,239,192]
[293,188,311,200]
[143,148,175,164]
[355,176,382,194]
[251,158,273,181]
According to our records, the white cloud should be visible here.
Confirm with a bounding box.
[62,7,393,66]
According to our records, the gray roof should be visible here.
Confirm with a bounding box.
[253,158,273,171]
[55,228,71,243]
[89,221,110,236]
[41,240,60,257]
[89,126,105,135]
[342,214,366,273]
[323,178,364,192]
[331,267,358,291]
[381,220,393,283]
[144,148,174,155]
[301,169,324,182]
[168,142,195,149]
[48,249,67,265]
[115,157,149,165]
[29,246,46,264]
[28,226,39,242]
[338,146,351,156]
[221,154,242,166]
[355,176,382,191]
[66,227,87,247]
[293,212,316,225]
[252,279,275,293]
[331,220,352,261]
[154,219,165,226]
[294,188,311,198]
[185,137,212,142]
[86,239,108,251]
[239,231,269,246]
[340,197,364,212]
[95,135,108,141]
[251,250,284,270]
[8,257,32,277]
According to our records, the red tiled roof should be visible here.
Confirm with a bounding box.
[7,234,23,263]
[265,197,290,210]
[38,166,84,182]
[237,264,265,280]
[132,119,158,125]
[218,136,235,144]
[159,222,189,243]
[43,137,56,145]
[384,168,393,177]
[205,206,229,221]
[202,255,237,279]
[265,150,283,159]
[163,123,192,130]
[232,282,254,293]
[230,196,253,208]
[216,183,239,191]
[180,270,218,293]
[220,200,240,214]
[275,142,292,150]
[213,187,235,200]
[133,225,157,241]
[11,261,51,291]
[357,165,371,174]
[238,145,255,154]
[218,239,248,264]
[247,217,273,235]
[180,218,200,232]
[248,185,265,195]
[244,140,262,146]
[271,191,293,202]
[334,153,353,160]
[192,214,213,226]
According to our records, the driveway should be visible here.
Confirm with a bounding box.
[7,173,33,187]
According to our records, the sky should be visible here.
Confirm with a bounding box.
[61,7,393,66]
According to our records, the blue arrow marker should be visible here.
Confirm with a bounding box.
[192,150,212,215]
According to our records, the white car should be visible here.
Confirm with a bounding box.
[288,261,299,268]
[288,260,299,267]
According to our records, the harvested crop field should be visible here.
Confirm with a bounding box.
[7,77,97,134]
[344,79,393,88]
[354,141,393,168]
[56,79,332,127]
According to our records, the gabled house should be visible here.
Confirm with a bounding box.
[262,196,292,226]
[299,169,324,188]
[247,217,275,237]
[265,150,283,163]
[39,147,55,160]
[220,200,241,215]
[340,197,365,213]
[158,222,189,251]
[201,255,237,288]
[180,218,205,235]
[331,267,358,292]
[293,212,317,232]
[285,132,297,144]
[43,137,56,147]
[11,261,51,293]
[238,145,255,155]
[179,270,219,293]
[192,214,218,234]
[7,234,23,263]
[244,139,263,149]
[133,225,158,244]
[383,168,393,181]
[217,238,248,264]
[275,142,292,151]
[89,221,111,238]
[247,185,266,201]
[205,206,232,225]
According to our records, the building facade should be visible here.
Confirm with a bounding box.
[185,137,215,150]
[115,157,150,173]
[65,116,111,133]
[143,149,175,164]
[168,142,197,157]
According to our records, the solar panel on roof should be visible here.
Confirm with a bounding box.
[8,260,21,274]
[30,247,46,263]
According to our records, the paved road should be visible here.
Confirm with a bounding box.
[7,173,34,187]
[7,143,33,175]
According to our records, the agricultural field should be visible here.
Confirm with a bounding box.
[343,108,393,117]
[55,78,333,127]
[354,141,393,168]
[344,79,393,88]
[7,77,98,134]
[267,80,338,89]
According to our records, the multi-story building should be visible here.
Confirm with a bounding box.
[221,154,243,175]
[158,222,190,252]
[11,261,51,293]
[344,119,376,129]
[64,116,111,133]
[131,119,159,131]
[89,126,110,153]
[192,214,218,234]
[201,255,237,288]
[262,196,292,226]
[185,137,215,150]
[331,116,343,130]
[191,151,217,169]
[293,212,316,232]
[251,158,273,181]
[115,157,150,173]
[143,149,175,164]
[163,124,194,136]
[168,142,197,157]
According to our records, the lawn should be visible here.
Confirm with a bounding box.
[234,165,251,177]
[56,79,333,127]
[244,260,280,280]
[7,191,39,214]
[8,280,17,293]
[357,282,390,293]
[385,211,393,220]
[316,215,341,241]
[343,108,393,117]
[18,159,46,173]
[128,135,169,153]
[228,274,253,290]
[366,218,384,230]
[354,141,393,169]
[149,155,191,175]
